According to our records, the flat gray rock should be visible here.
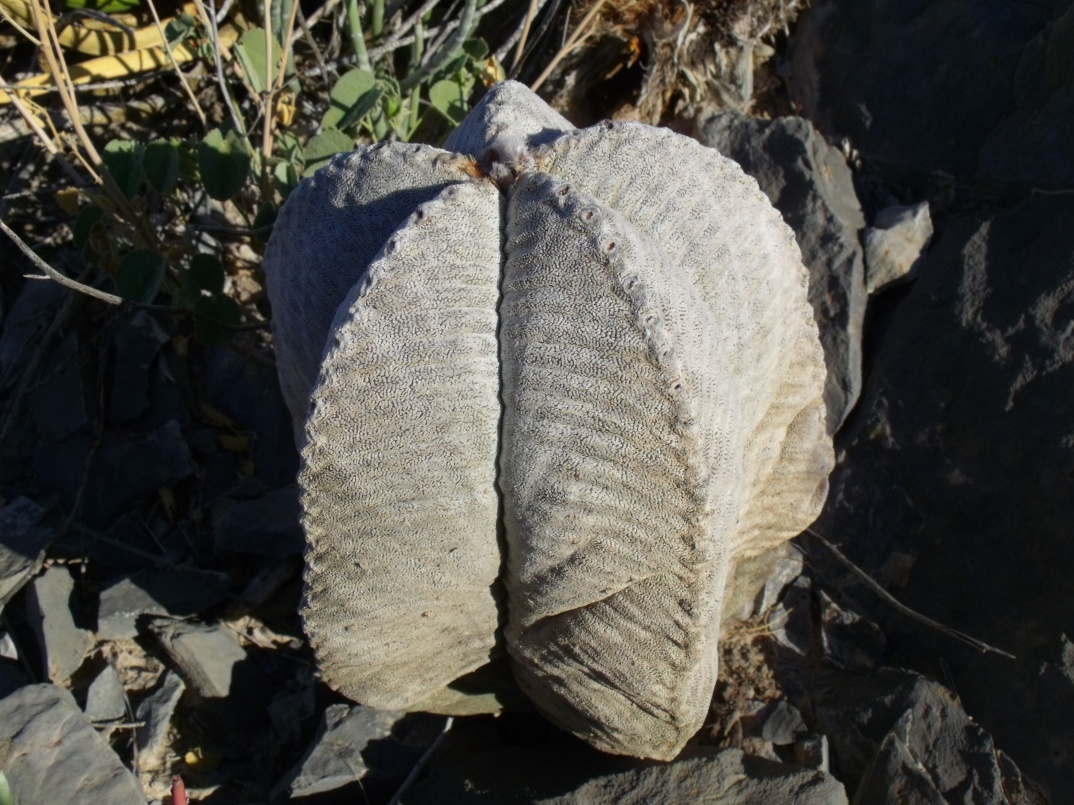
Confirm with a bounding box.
[96,568,230,640]
[213,485,304,556]
[25,565,93,683]
[149,619,246,698]
[135,670,185,767]
[106,311,169,424]
[815,668,1027,802]
[0,683,145,804]
[402,745,847,804]
[699,110,866,431]
[85,663,127,723]
[273,703,406,799]
[0,496,52,615]
[35,419,193,528]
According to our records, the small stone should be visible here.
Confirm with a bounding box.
[768,576,814,657]
[96,568,230,640]
[818,591,886,671]
[0,683,145,804]
[864,202,933,294]
[795,733,830,772]
[84,663,126,723]
[149,619,246,699]
[135,670,185,766]
[0,631,16,660]
[213,485,304,556]
[0,497,53,615]
[25,566,93,684]
[106,311,169,424]
[274,703,408,799]
[761,701,807,745]
[267,686,316,740]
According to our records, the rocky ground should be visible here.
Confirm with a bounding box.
[1,0,1073,802]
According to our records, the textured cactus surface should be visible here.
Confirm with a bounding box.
[263,81,833,760]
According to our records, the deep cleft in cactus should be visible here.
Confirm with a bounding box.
[263,80,833,761]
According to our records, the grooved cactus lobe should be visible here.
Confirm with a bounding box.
[263,81,833,760]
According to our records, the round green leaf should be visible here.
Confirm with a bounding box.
[73,205,105,251]
[143,139,181,194]
[323,68,380,131]
[303,128,354,174]
[102,139,145,198]
[198,127,253,200]
[428,79,468,124]
[116,249,165,303]
[194,292,242,344]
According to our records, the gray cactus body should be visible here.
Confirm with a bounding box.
[263,81,832,760]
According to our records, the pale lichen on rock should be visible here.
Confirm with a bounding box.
[263,80,833,760]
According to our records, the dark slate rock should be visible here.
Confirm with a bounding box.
[25,566,93,684]
[814,194,1074,796]
[0,659,28,699]
[149,619,246,699]
[864,202,933,294]
[213,484,304,556]
[30,332,89,441]
[35,419,193,528]
[815,668,1026,802]
[135,669,185,765]
[790,0,1073,190]
[795,734,830,773]
[84,663,126,723]
[200,345,299,490]
[0,683,145,803]
[106,311,169,424]
[402,745,847,804]
[0,496,53,614]
[0,279,64,389]
[273,703,409,799]
[722,543,802,625]
[818,591,886,671]
[760,701,807,746]
[96,568,230,640]
[700,111,866,430]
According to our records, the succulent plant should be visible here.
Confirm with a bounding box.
[263,81,833,760]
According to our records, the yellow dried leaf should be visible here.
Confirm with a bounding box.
[218,433,252,453]
[56,188,80,216]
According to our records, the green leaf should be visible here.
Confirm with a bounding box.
[143,139,181,194]
[233,28,283,94]
[462,38,488,60]
[0,769,12,805]
[198,128,252,200]
[102,139,145,198]
[72,205,105,251]
[275,130,303,165]
[303,128,353,173]
[428,79,468,125]
[64,0,140,12]
[322,68,380,131]
[253,202,278,242]
[194,293,242,344]
[116,249,165,303]
[164,12,196,43]
[272,159,300,199]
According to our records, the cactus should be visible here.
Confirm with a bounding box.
[263,81,833,760]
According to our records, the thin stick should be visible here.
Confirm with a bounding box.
[511,0,540,70]
[0,218,269,330]
[196,0,246,134]
[386,717,453,805]
[4,91,83,183]
[530,0,605,91]
[145,0,206,126]
[804,528,1016,660]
